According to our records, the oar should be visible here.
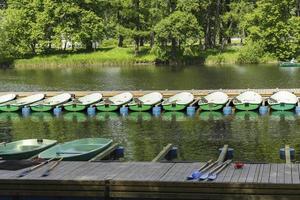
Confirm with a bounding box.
[56,151,82,155]
[207,160,232,181]
[18,157,56,177]
[188,160,218,180]
[41,157,63,177]
[199,160,231,181]
[186,159,213,180]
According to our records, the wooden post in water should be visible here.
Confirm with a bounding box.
[217,144,228,164]
[89,143,119,162]
[285,145,291,164]
[152,144,173,162]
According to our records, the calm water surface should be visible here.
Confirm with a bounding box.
[0,64,300,162]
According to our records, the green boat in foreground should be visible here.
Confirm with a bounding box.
[0,139,57,160]
[0,93,45,112]
[199,92,228,111]
[38,138,113,161]
[233,91,262,111]
[128,92,163,112]
[64,93,102,112]
[279,61,300,67]
[162,92,194,111]
[268,91,298,111]
[30,93,72,112]
[96,92,133,112]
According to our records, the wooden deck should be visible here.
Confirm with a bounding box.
[1,161,300,199]
[2,88,300,98]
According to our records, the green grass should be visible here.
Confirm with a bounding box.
[14,47,156,68]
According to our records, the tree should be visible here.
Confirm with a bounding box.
[154,11,201,60]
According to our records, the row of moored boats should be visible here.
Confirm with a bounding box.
[0,90,298,112]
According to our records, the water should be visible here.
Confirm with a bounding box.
[0,64,300,162]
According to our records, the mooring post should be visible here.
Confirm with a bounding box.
[259,98,269,115]
[285,145,291,164]
[217,144,229,164]
[223,100,232,115]
[152,143,177,162]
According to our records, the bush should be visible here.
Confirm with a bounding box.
[237,41,264,64]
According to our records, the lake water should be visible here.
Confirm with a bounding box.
[0,64,300,162]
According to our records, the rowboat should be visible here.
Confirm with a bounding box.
[0,93,45,112]
[279,62,300,67]
[268,91,298,111]
[38,138,113,161]
[233,91,262,111]
[30,93,72,112]
[0,139,57,160]
[64,93,102,112]
[162,92,194,111]
[0,94,16,104]
[96,92,133,112]
[198,92,228,111]
[271,111,295,121]
[128,92,163,112]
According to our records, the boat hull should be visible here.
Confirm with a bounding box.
[96,105,120,112]
[31,105,53,112]
[0,105,21,112]
[199,103,224,111]
[270,103,296,111]
[163,104,187,111]
[64,104,87,112]
[0,139,57,160]
[129,104,152,112]
[280,62,300,67]
[235,103,260,111]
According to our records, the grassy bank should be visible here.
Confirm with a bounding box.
[15,47,156,68]
[14,45,280,68]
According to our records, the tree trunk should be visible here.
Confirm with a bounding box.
[297,0,300,16]
[150,32,154,48]
[171,38,177,58]
[134,37,139,56]
[139,37,144,46]
[118,35,124,47]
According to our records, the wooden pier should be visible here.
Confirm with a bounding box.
[1,161,300,199]
[2,88,300,98]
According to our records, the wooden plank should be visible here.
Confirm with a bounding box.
[222,164,234,183]
[230,166,242,183]
[291,163,300,184]
[284,164,292,184]
[277,164,285,184]
[260,164,271,183]
[237,165,250,183]
[89,143,119,162]
[217,144,228,165]
[269,164,278,183]
[253,164,262,182]
[152,144,173,162]
[245,164,257,183]
[285,145,291,164]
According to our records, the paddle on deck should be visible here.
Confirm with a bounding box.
[18,157,56,177]
[207,160,232,180]
[186,159,213,180]
[199,160,232,181]
[41,157,63,177]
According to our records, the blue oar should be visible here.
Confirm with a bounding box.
[187,160,216,180]
[18,157,56,177]
[208,160,232,181]
[199,160,232,181]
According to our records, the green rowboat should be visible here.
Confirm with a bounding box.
[96,92,133,112]
[199,92,228,111]
[64,93,102,112]
[129,92,163,112]
[38,138,113,161]
[0,93,45,112]
[279,62,300,67]
[0,139,57,160]
[233,91,262,111]
[268,91,298,111]
[162,92,194,111]
[31,93,72,112]
[0,94,16,105]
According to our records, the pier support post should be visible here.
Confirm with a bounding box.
[87,106,96,116]
[152,106,161,116]
[186,106,196,117]
[223,106,232,115]
[53,107,62,117]
[152,144,177,162]
[120,106,129,116]
[21,106,31,117]
[280,145,295,163]
[295,106,300,116]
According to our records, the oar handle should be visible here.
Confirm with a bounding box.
[214,160,232,175]
[202,161,218,172]
[41,157,63,177]
[199,159,213,171]
[18,158,55,177]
